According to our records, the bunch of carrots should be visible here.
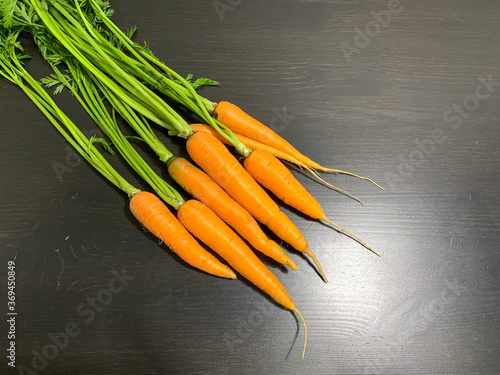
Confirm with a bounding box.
[0,0,383,358]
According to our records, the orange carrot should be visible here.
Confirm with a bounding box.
[187,131,328,283]
[129,191,236,279]
[168,157,298,270]
[244,150,380,256]
[178,200,293,307]
[214,101,383,189]
[190,124,364,204]
[177,199,308,357]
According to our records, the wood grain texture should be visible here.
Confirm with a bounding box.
[1,0,499,374]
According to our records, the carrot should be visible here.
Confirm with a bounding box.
[190,124,364,204]
[244,150,380,257]
[177,199,308,357]
[187,131,328,283]
[168,157,298,270]
[214,101,383,189]
[129,191,236,279]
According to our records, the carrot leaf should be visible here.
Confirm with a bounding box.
[40,72,72,94]
[0,0,18,28]
[192,77,220,89]
[174,73,220,90]
[90,135,116,156]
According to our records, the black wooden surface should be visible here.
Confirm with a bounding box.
[1,1,500,374]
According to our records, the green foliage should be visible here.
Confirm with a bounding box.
[40,72,72,94]
[191,77,220,89]
[85,0,114,22]
[105,25,138,50]
[0,0,17,28]
[0,0,40,28]
[176,73,220,90]
[90,135,116,155]
[126,25,137,39]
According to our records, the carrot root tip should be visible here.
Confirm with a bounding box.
[323,218,381,257]
[304,248,328,283]
[317,167,384,191]
[306,167,364,205]
[289,261,299,271]
[293,308,308,359]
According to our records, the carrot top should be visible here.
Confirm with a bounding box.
[40,56,187,210]
[25,0,197,138]
[0,25,139,197]
[81,0,252,157]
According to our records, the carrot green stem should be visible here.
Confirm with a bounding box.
[13,1,188,208]
[0,27,138,197]
[84,0,251,156]
[50,62,185,210]
[29,0,194,138]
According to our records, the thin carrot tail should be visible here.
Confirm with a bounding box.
[316,167,385,191]
[267,241,299,271]
[284,255,299,271]
[305,166,364,206]
[293,307,308,359]
[303,247,328,283]
[323,218,381,257]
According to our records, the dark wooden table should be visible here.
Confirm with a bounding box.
[2,1,499,374]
